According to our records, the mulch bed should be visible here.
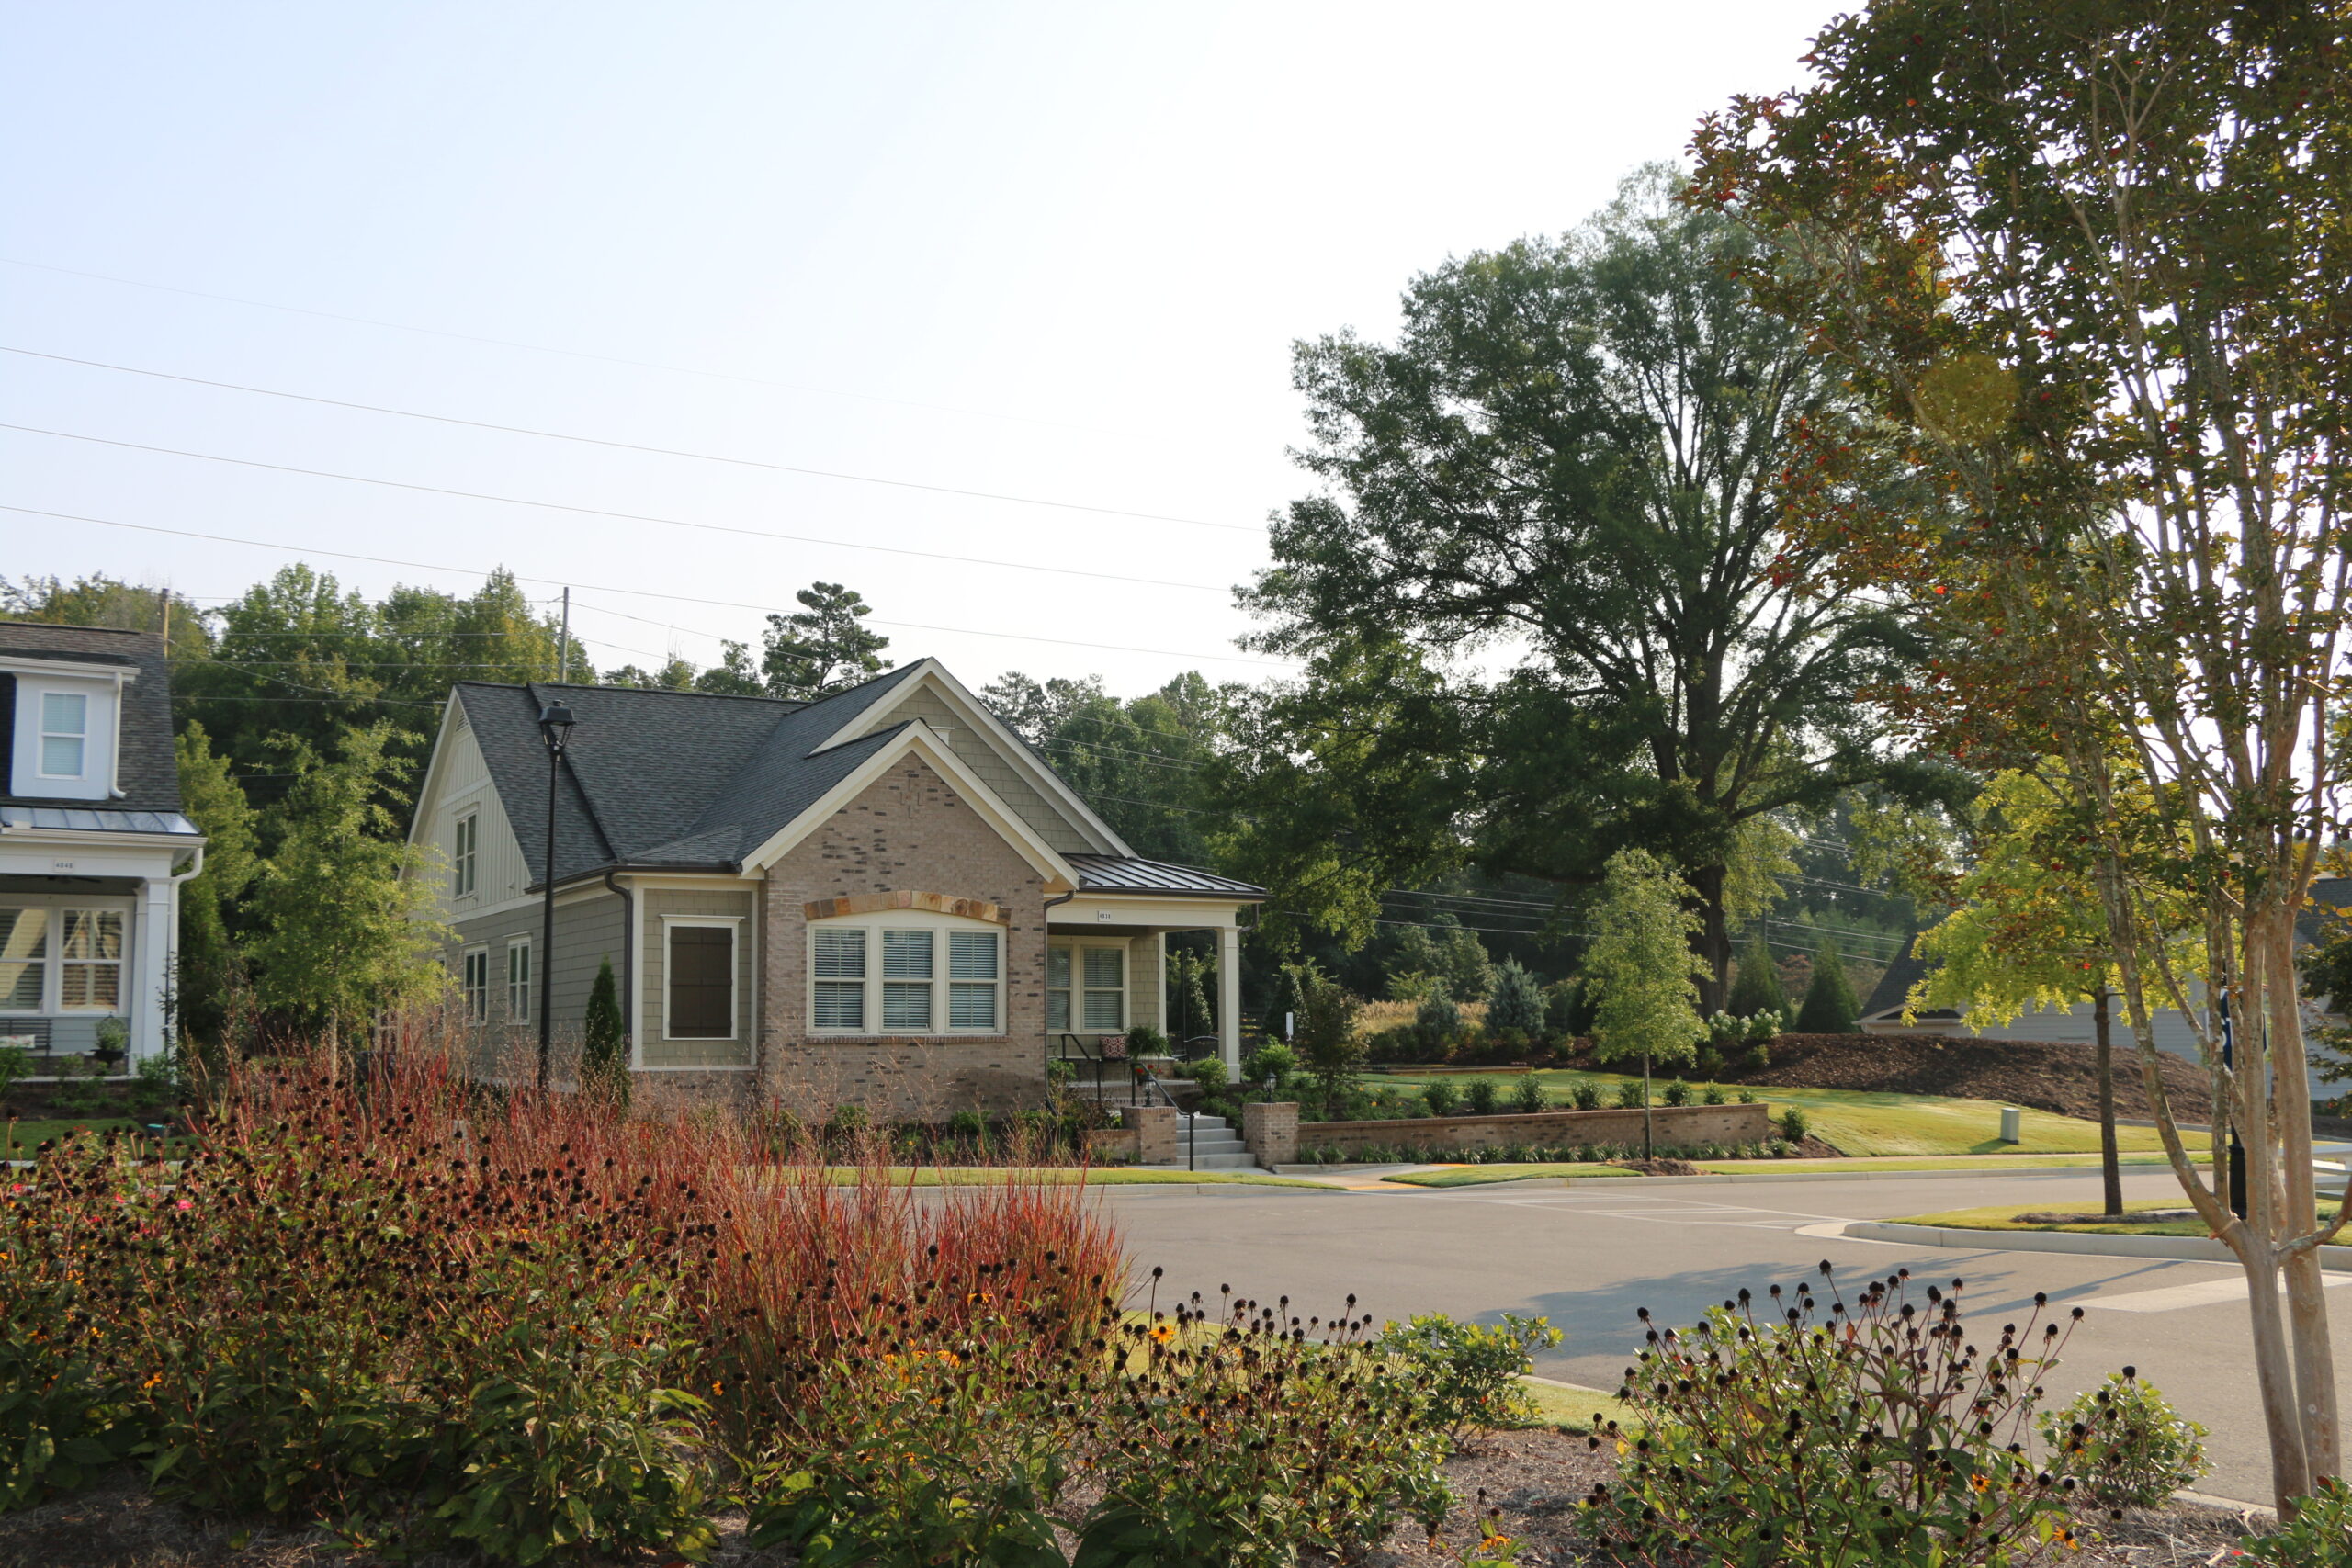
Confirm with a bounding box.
[1546,1033,2215,1124]
[0,1451,2281,1568]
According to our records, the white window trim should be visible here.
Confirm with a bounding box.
[662,915,744,1043]
[808,910,1006,1039]
[38,691,89,780]
[1048,941,1128,1036]
[505,936,532,1023]
[0,898,134,1016]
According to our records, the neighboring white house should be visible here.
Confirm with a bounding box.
[0,621,202,1069]
[1859,879,2352,1100]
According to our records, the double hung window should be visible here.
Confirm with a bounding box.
[0,908,48,1009]
[505,939,532,1022]
[452,812,479,899]
[810,916,1001,1035]
[1048,943,1125,1034]
[462,947,490,1022]
[39,693,88,778]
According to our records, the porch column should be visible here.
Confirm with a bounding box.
[1216,922,1242,1075]
[131,876,173,1064]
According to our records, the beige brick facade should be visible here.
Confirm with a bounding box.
[756,756,1050,1118]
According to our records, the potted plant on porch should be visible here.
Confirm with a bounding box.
[91,1017,130,1074]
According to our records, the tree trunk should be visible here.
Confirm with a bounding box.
[2094,985,2122,1218]
[1689,863,1732,1015]
[2260,910,2340,1484]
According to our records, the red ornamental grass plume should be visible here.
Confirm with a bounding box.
[171,1031,1123,1436]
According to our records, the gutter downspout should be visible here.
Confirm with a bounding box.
[604,869,634,1066]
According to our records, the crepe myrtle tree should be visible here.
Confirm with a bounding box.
[1698,0,2352,1507]
[1227,165,1945,1008]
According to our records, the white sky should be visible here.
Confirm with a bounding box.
[2,1,1829,696]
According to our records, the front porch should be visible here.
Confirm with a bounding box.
[0,807,203,1074]
[1047,853,1261,1079]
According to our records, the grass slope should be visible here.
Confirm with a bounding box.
[1367,1069,2165,1157]
[1893,1199,2334,1238]
[1385,1164,1644,1188]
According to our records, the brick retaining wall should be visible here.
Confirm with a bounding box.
[1301,1101,1770,1156]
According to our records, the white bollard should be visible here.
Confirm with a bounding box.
[1999,1106,2023,1144]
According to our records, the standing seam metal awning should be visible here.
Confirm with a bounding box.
[1065,853,1266,898]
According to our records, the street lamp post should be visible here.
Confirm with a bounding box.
[537,700,576,1091]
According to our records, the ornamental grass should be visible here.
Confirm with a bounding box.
[0,1041,1124,1562]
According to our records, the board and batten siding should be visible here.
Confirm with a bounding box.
[639,887,757,1068]
[854,686,1095,854]
[418,708,532,919]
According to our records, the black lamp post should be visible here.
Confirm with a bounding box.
[537,699,576,1091]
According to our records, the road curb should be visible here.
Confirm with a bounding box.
[1838,1219,2352,1271]
[1399,1166,2208,1190]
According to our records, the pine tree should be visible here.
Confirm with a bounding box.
[1793,942,1860,1034]
[1725,933,1789,1020]
[1487,958,1545,1037]
[582,956,628,1106]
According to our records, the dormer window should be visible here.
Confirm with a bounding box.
[40,693,88,778]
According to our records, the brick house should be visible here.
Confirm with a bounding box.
[406,660,1263,1115]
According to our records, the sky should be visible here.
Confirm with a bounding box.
[2,1,1833,697]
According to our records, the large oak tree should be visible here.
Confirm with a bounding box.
[1233,167,1939,1003]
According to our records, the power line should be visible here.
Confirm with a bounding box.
[0,257,1136,438]
[2,345,1261,534]
[0,503,1288,668]
[1,422,1231,592]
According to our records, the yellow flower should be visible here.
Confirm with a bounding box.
[1969,1473,1990,1494]
[1149,1324,1175,1345]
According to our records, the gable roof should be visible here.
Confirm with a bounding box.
[451,661,933,889]
[0,620,187,818]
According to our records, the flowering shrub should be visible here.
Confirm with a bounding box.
[2036,1370,2206,1509]
[747,1284,1452,1568]
[1587,1265,2106,1566]
[1375,1312,1562,1446]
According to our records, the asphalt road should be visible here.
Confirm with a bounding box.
[1100,1168,2352,1507]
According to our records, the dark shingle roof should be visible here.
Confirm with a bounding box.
[456,662,926,889]
[1859,941,1951,1021]
[1068,853,1266,899]
[0,622,184,818]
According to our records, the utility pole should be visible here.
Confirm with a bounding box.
[555,587,571,682]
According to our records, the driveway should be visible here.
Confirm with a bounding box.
[1100,1168,2350,1508]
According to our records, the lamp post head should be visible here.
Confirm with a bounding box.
[537,700,577,756]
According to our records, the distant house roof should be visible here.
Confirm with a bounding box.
[455,663,923,890]
[0,621,185,818]
[1858,942,1957,1022]
[1068,853,1266,899]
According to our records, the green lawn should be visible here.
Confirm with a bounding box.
[1514,1377,1639,1435]
[2,1117,169,1156]
[1367,1069,2165,1158]
[1701,1152,2208,1176]
[1893,1198,2329,1238]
